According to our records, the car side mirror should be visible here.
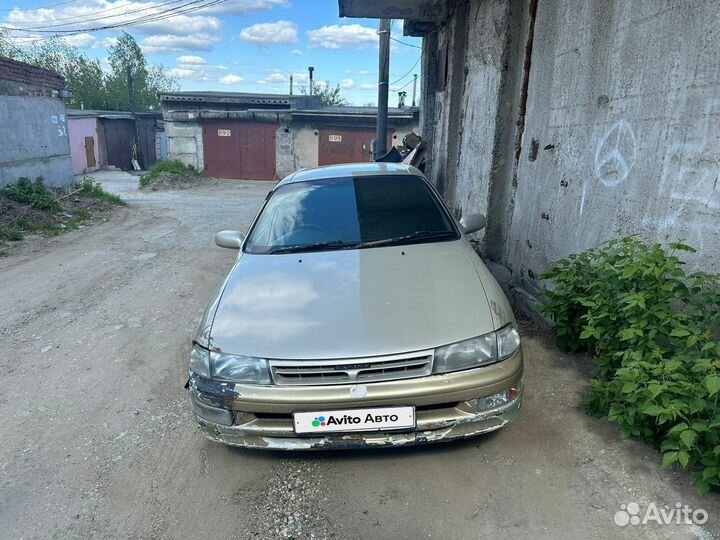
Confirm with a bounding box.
[459,213,487,234]
[215,230,245,249]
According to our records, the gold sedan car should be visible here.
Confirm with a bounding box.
[187,163,523,450]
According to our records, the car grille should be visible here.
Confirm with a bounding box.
[269,351,434,386]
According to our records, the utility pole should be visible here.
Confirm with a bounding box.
[127,66,135,114]
[374,18,391,160]
[308,66,314,95]
[127,66,140,169]
[289,74,293,95]
[411,73,418,107]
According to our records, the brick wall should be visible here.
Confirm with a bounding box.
[0,56,66,97]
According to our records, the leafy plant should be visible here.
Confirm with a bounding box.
[3,177,60,213]
[139,160,199,189]
[74,177,125,205]
[541,237,720,492]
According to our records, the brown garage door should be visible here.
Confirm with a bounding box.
[203,121,276,180]
[318,127,379,165]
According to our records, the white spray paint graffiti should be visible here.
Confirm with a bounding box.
[580,119,636,218]
[594,119,637,186]
[645,99,720,258]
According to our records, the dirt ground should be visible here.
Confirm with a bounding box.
[0,170,717,540]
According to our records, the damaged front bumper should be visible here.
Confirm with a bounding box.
[187,349,523,450]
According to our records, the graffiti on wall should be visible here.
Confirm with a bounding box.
[594,119,636,186]
[646,99,720,255]
[579,118,637,218]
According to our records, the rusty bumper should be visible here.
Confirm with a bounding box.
[187,349,523,450]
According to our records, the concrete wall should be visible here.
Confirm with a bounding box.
[507,0,720,281]
[275,126,295,179]
[420,0,720,314]
[165,120,204,170]
[293,125,319,171]
[0,96,72,187]
[0,58,72,187]
[68,117,100,175]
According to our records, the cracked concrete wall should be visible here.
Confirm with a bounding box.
[422,0,529,249]
[422,0,720,318]
[506,0,720,289]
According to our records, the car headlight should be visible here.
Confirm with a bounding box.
[210,351,271,384]
[433,323,521,374]
[496,323,521,360]
[189,344,271,384]
[189,343,210,378]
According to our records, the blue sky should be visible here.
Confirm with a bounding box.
[0,0,423,105]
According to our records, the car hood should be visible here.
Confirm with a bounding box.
[207,240,502,360]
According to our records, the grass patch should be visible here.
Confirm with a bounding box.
[4,177,60,213]
[139,160,203,190]
[0,176,124,245]
[73,177,126,206]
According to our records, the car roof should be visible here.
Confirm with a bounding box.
[278,162,425,186]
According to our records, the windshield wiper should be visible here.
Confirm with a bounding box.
[267,241,361,254]
[359,230,457,248]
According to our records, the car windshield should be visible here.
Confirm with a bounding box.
[244,175,459,254]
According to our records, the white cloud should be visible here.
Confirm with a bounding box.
[141,33,220,54]
[177,55,207,65]
[6,2,222,37]
[340,78,355,89]
[167,68,214,81]
[101,37,118,49]
[199,0,288,15]
[291,49,303,56]
[169,57,226,81]
[258,80,267,84]
[266,72,287,82]
[61,32,96,49]
[219,74,244,85]
[239,20,298,45]
[307,24,377,49]
[360,83,377,90]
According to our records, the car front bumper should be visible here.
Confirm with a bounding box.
[187,349,523,450]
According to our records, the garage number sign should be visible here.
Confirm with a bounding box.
[218,129,232,137]
[328,134,342,142]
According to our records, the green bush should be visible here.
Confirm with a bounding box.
[139,160,197,188]
[3,177,60,213]
[541,237,720,493]
[73,177,125,205]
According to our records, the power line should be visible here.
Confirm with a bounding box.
[391,75,418,92]
[389,56,420,86]
[4,0,226,35]
[8,0,188,30]
[390,36,421,49]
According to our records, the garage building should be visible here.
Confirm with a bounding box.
[159,91,419,181]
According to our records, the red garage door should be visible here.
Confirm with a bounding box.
[203,121,276,180]
[318,127,379,165]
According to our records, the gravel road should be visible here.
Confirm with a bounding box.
[0,171,716,540]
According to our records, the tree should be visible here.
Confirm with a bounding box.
[0,31,177,111]
[106,32,177,110]
[301,81,348,107]
[0,27,21,58]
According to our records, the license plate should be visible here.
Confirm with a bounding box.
[293,406,415,434]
